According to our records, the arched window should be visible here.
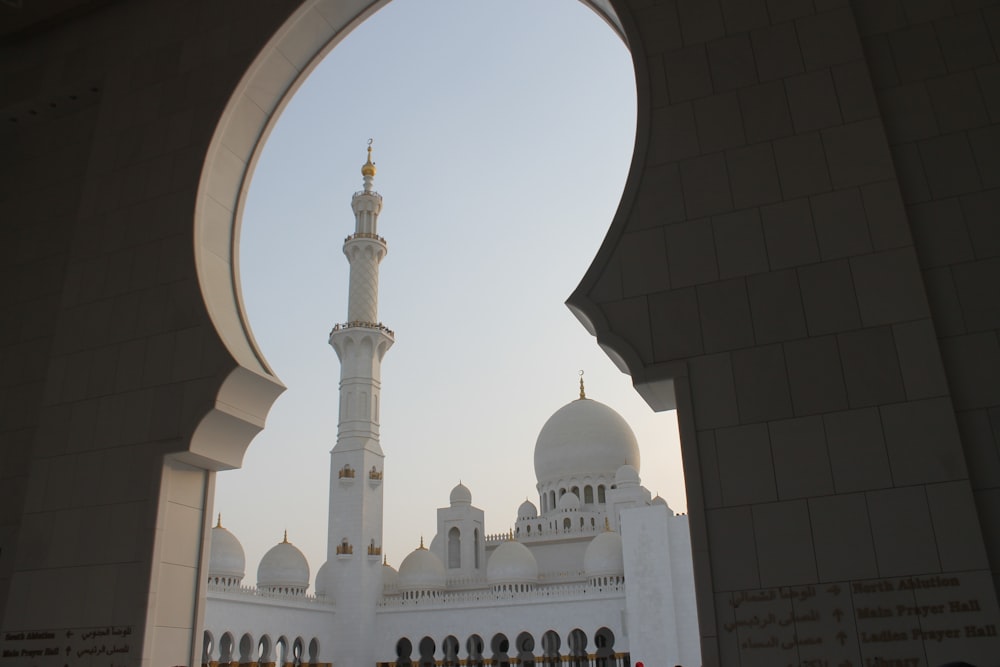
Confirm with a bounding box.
[276,636,289,667]
[568,630,587,667]
[516,632,536,667]
[491,633,510,667]
[257,635,272,665]
[584,486,594,503]
[467,635,485,667]
[443,636,460,667]
[308,638,320,666]
[594,628,615,667]
[598,485,606,503]
[219,634,235,664]
[239,634,255,664]
[563,518,571,530]
[419,636,436,667]
[541,631,561,666]
[448,527,461,568]
[202,631,215,665]
[571,486,579,497]
[549,490,556,509]
[396,638,413,667]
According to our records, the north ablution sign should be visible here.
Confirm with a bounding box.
[718,571,1000,666]
[1,625,132,666]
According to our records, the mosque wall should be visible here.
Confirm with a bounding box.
[375,596,627,663]
[1,0,999,665]
[202,594,332,665]
[621,506,697,667]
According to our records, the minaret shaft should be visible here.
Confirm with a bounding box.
[325,146,390,667]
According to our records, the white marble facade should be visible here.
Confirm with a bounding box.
[202,155,699,667]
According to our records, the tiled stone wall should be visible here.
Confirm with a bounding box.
[854,0,1000,598]
[0,2,300,665]
[1,0,998,665]
[571,1,1000,665]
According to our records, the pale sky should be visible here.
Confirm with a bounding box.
[215,0,687,587]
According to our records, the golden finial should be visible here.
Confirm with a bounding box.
[579,370,586,400]
[383,554,388,566]
[508,528,514,541]
[419,536,425,550]
[361,138,376,177]
[282,530,289,544]
[216,513,222,528]
[604,517,611,532]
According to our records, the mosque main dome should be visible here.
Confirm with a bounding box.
[533,398,640,486]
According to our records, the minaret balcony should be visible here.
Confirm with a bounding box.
[344,232,387,245]
[329,321,394,338]
[328,321,395,353]
[352,189,383,202]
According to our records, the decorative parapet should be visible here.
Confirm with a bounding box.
[205,582,332,606]
[368,466,383,480]
[377,579,624,609]
[491,520,605,544]
[352,190,383,201]
[484,531,511,543]
[336,539,354,556]
[338,465,355,479]
[345,231,386,244]
[367,541,382,556]
[329,321,395,337]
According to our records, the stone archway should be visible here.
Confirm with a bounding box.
[7,2,999,666]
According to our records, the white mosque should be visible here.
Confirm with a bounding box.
[202,148,700,667]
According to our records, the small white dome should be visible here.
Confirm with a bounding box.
[208,521,246,582]
[450,482,472,506]
[398,546,446,592]
[584,531,624,577]
[534,398,640,486]
[557,491,581,511]
[315,561,329,596]
[487,540,538,585]
[518,499,538,519]
[257,533,310,591]
[614,464,641,487]
[383,560,399,590]
[652,495,671,509]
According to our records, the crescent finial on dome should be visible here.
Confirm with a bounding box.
[361,139,376,177]
[419,535,425,550]
[579,370,586,399]
[216,513,222,528]
[282,530,289,544]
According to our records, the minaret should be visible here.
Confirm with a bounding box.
[326,142,392,667]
